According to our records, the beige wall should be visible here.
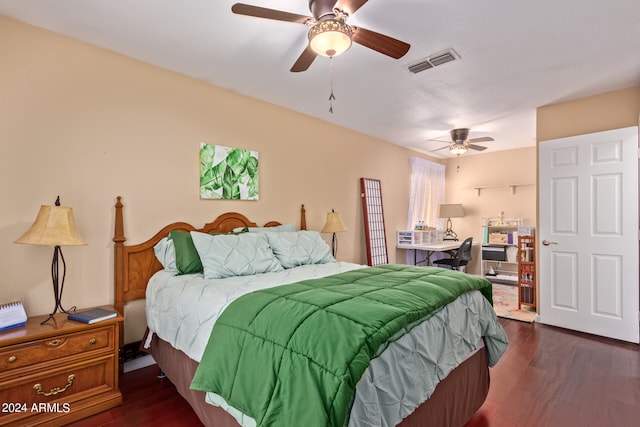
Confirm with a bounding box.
[443,147,537,274]
[537,86,640,142]
[0,16,438,331]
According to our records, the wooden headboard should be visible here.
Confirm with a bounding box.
[112,196,307,316]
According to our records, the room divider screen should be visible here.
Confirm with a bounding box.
[360,177,388,266]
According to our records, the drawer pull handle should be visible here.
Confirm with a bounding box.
[8,355,17,363]
[33,374,75,397]
[48,339,62,347]
[89,338,97,345]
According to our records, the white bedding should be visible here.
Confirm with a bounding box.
[146,261,365,362]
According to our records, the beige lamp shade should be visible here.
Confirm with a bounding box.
[438,204,465,219]
[15,205,87,246]
[321,211,348,234]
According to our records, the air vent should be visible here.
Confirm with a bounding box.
[407,60,433,74]
[408,48,460,74]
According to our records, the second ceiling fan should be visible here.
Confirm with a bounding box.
[231,0,411,72]
[430,128,495,156]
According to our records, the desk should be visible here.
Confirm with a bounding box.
[397,241,461,266]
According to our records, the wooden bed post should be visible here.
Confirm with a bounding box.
[113,196,126,370]
[113,196,126,317]
[300,204,306,231]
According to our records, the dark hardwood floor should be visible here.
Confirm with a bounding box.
[69,319,639,427]
[465,319,639,427]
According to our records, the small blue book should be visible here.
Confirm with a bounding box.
[68,307,117,324]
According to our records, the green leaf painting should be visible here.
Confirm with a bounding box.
[200,143,259,200]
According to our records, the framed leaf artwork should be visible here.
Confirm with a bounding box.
[200,143,259,200]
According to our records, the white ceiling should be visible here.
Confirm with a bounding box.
[1,0,639,157]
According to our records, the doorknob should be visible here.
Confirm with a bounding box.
[542,240,558,246]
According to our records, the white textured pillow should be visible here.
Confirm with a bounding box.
[153,237,178,274]
[190,231,284,279]
[265,230,335,268]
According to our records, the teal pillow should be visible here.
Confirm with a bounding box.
[169,230,203,274]
[190,232,284,279]
[264,231,335,268]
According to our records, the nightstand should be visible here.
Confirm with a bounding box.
[0,306,123,426]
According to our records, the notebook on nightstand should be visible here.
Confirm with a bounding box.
[0,301,28,331]
[68,307,117,324]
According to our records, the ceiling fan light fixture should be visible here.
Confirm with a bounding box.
[308,19,354,57]
[449,143,468,155]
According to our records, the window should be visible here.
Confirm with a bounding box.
[406,158,445,263]
[408,157,446,229]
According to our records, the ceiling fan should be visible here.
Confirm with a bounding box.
[231,1,411,72]
[429,128,495,156]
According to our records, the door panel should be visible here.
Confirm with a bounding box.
[551,251,578,310]
[552,177,578,234]
[592,173,622,236]
[539,126,638,343]
[591,254,622,318]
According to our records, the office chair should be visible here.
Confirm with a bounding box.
[433,237,473,271]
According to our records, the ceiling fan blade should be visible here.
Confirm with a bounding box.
[231,3,312,24]
[335,0,369,15]
[352,27,410,59]
[467,144,487,151]
[468,136,494,143]
[290,46,318,72]
[429,145,451,153]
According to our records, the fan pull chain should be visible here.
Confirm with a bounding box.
[328,56,335,113]
[456,155,461,173]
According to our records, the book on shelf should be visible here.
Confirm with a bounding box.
[68,307,117,324]
[0,301,28,331]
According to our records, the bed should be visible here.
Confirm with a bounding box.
[113,197,508,427]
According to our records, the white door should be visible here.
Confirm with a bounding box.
[539,126,639,343]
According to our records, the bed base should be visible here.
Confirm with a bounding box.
[150,334,489,427]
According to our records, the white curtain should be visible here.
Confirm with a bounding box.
[406,157,446,264]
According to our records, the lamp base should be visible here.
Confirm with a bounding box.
[442,218,459,241]
[331,232,338,258]
[42,246,76,324]
[41,305,76,325]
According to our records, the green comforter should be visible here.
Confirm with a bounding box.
[191,264,494,427]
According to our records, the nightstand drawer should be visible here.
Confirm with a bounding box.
[0,354,120,426]
[0,326,113,372]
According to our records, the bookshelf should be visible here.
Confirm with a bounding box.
[480,217,523,285]
[517,235,536,309]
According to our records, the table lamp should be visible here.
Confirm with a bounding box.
[15,196,87,324]
[438,203,465,241]
[321,209,347,258]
